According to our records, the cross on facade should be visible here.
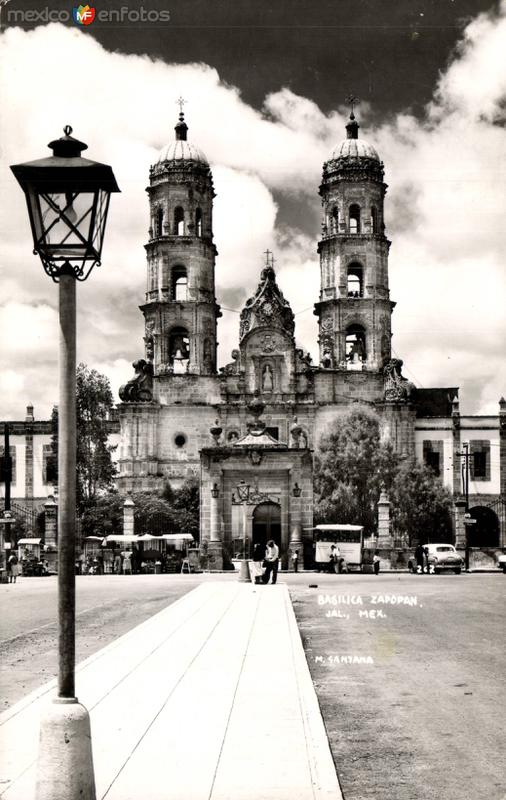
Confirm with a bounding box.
[176,96,186,116]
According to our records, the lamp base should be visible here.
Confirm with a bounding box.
[36,697,96,800]
[238,559,251,583]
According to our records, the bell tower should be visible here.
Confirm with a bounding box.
[314,105,394,372]
[141,105,221,377]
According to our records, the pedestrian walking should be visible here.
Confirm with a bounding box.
[414,543,425,574]
[122,552,132,575]
[262,540,279,584]
[292,549,299,573]
[114,552,121,575]
[7,552,19,583]
[251,542,264,584]
[373,549,381,575]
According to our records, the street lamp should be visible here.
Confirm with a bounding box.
[236,479,251,582]
[11,127,119,800]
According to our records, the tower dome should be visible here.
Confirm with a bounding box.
[328,112,380,164]
[155,110,208,166]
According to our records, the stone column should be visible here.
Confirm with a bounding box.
[377,489,393,547]
[123,493,135,538]
[454,499,466,550]
[44,495,58,573]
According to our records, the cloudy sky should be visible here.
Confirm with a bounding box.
[0,0,505,419]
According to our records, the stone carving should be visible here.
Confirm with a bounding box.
[239,266,295,342]
[261,334,277,353]
[119,359,153,402]
[383,359,414,402]
[220,349,240,375]
[249,450,262,466]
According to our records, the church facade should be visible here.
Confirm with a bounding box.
[3,110,503,568]
[114,109,506,567]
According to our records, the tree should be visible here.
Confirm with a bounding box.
[50,365,117,512]
[313,405,454,544]
[76,363,117,510]
[390,461,453,545]
[314,406,398,534]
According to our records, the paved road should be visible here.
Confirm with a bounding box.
[2,571,504,800]
[290,572,506,800]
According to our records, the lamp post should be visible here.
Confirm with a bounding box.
[11,126,119,800]
[236,479,251,582]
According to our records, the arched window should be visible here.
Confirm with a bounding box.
[168,327,190,373]
[174,206,185,236]
[195,208,203,237]
[347,263,363,298]
[345,324,366,364]
[155,207,164,237]
[349,204,361,234]
[370,207,377,233]
[172,266,187,301]
[331,206,338,233]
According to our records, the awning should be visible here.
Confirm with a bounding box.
[159,534,194,542]
[136,534,156,541]
[105,534,141,543]
[313,524,363,531]
[84,536,103,541]
[17,538,42,545]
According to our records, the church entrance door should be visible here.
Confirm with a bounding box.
[252,502,281,550]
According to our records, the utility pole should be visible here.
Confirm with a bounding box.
[457,442,471,570]
[3,423,12,553]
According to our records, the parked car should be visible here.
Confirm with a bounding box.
[408,543,463,575]
[496,553,506,574]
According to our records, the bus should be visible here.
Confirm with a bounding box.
[313,524,364,572]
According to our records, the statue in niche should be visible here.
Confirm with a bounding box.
[262,364,274,392]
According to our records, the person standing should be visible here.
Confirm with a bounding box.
[372,550,381,575]
[262,540,279,584]
[414,543,425,574]
[423,545,430,575]
[8,552,19,583]
[123,552,132,575]
[292,549,299,573]
[251,542,265,584]
[328,544,340,573]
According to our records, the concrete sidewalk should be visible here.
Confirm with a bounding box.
[0,582,342,800]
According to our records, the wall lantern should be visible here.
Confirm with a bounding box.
[236,479,251,503]
[11,125,120,282]
[292,482,302,497]
[211,483,220,499]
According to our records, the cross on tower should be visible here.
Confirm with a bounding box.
[346,94,359,117]
[263,249,275,268]
[176,96,186,117]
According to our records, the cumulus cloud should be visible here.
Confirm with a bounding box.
[0,5,505,420]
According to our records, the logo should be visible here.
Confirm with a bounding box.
[72,4,95,25]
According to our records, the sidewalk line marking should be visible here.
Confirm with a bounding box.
[100,584,243,800]
[207,589,261,800]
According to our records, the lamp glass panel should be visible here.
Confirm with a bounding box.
[37,192,95,254]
